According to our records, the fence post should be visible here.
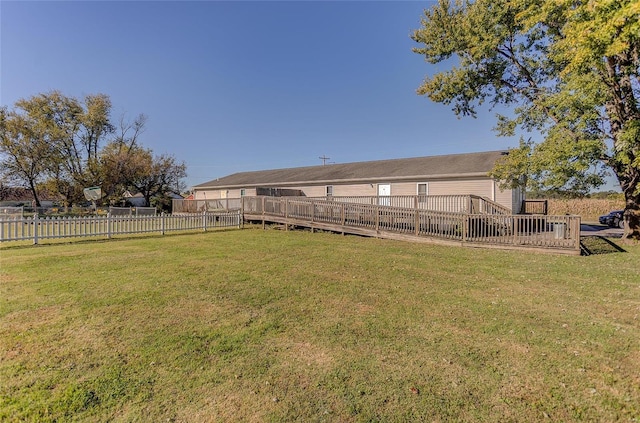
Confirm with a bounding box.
[285,198,289,231]
[573,216,581,253]
[107,213,112,239]
[161,212,166,235]
[462,215,468,242]
[33,213,39,245]
[202,210,207,232]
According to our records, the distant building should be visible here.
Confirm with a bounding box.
[123,191,147,207]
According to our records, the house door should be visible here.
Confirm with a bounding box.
[378,184,391,206]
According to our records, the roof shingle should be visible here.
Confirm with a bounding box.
[194,150,507,189]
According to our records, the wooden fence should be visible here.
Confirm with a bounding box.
[173,195,512,216]
[308,195,513,215]
[242,196,581,254]
[172,198,243,213]
[0,211,242,244]
[3,196,582,253]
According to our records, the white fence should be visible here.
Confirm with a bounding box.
[0,211,242,244]
[109,206,157,216]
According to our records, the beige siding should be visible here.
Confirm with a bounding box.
[334,184,377,197]
[428,179,493,197]
[193,178,515,211]
[391,182,429,196]
[293,184,376,197]
[194,189,222,200]
[227,189,243,198]
[493,183,514,212]
[295,185,327,197]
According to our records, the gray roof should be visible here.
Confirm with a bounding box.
[194,150,507,189]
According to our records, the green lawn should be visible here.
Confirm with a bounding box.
[1,229,639,422]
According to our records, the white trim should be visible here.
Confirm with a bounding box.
[417,182,429,196]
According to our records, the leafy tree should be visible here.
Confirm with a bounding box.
[1,91,187,210]
[100,142,186,207]
[98,115,148,203]
[412,0,639,240]
[0,91,114,206]
[0,107,52,207]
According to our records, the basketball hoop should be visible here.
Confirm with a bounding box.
[83,186,102,201]
[83,186,102,212]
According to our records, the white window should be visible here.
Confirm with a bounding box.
[240,189,246,197]
[417,183,428,196]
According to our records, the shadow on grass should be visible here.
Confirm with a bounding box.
[580,236,626,256]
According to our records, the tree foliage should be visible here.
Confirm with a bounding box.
[0,107,51,206]
[412,0,640,240]
[0,91,186,209]
[100,142,186,206]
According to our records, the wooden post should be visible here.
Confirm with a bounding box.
[33,214,38,245]
[202,210,207,232]
[462,215,468,242]
[262,196,266,230]
[285,198,289,231]
[311,200,315,233]
[573,216,581,253]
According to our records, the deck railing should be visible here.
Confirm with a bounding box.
[242,196,581,253]
[0,211,242,244]
[520,200,549,215]
[308,195,511,214]
[175,194,511,215]
[172,198,243,213]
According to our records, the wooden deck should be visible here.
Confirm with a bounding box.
[242,196,582,255]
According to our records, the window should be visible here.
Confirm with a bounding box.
[417,183,428,196]
[326,185,333,197]
[240,189,246,197]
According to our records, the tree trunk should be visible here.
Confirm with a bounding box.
[622,190,640,241]
[29,181,41,208]
[618,165,640,241]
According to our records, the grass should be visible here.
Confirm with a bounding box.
[1,228,639,422]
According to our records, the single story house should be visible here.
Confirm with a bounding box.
[192,150,524,213]
[123,191,147,207]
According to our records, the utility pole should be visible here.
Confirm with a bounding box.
[319,155,331,165]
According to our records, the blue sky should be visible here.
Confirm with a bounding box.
[1,1,522,189]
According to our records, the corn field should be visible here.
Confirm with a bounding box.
[544,198,624,221]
